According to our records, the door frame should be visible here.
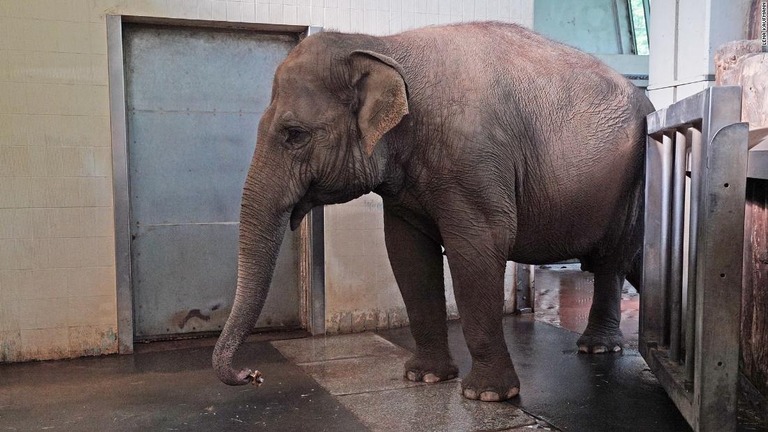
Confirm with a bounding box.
[107,15,324,354]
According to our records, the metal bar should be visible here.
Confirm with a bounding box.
[647,350,694,423]
[306,26,323,37]
[121,14,309,34]
[514,263,534,313]
[692,122,748,432]
[304,25,325,336]
[669,129,687,362]
[689,88,745,432]
[298,213,311,331]
[309,206,326,335]
[646,86,741,134]
[641,134,665,353]
[660,133,674,346]
[705,87,745,139]
[685,127,702,384]
[107,15,134,355]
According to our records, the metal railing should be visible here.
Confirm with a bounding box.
[641,86,749,431]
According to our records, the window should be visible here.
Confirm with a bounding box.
[629,0,650,55]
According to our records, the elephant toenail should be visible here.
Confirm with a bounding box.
[593,345,607,353]
[578,345,589,353]
[612,345,622,352]
[480,391,500,402]
[506,387,520,399]
[423,373,440,383]
[406,371,419,382]
[463,389,478,399]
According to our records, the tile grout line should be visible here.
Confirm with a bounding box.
[333,380,459,398]
[293,352,408,367]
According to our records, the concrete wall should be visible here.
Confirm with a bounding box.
[533,0,649,88]
[647,0,751,108]
[534,0,634,54]
[0,0,533,361]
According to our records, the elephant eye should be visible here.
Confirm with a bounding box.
[283,127,311,148]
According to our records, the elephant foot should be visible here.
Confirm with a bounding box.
[461,361,520,402]
[577,325,624,354]
[404,354,459,384]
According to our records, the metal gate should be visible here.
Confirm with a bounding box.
[642,86,748,431]
[123,23,301,340]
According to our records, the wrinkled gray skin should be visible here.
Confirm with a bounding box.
[213,22,654,402]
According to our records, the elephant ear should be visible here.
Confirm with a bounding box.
[350,50,409,156]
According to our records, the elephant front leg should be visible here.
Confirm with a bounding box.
[443,230,519,402]
[383,210,458,384]
[577,272,625,353]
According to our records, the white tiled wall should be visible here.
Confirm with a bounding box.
[0,0,533,361]
[0,0,117,361]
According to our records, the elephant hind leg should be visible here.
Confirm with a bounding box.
[577,245,643,353]
[577,255,627,354]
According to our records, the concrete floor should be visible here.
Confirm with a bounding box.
[0,267,762,431]
[0,328,550,432]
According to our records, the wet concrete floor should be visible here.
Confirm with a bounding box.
[0,267,761,431]
[0,333,365,431]
[380,316,689,432]
[272,333,545,431]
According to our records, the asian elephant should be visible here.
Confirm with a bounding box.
[213,21,654,402]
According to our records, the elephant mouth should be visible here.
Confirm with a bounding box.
[289,198,314,231]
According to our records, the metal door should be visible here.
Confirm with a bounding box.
[124,24,300,340]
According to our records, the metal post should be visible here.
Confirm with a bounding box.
[515,263,534,313]
[641,134,665,350]
[669,129,687,362]
[107,15,135,354]
[692,122,748,432]
[309,207,326,335]
[661,133,674,345]
[685,127,702,384]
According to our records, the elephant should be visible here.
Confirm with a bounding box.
[213,21,654,402]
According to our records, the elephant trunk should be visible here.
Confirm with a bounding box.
[213,160,293,386]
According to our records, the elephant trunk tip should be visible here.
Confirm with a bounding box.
[214,363,265,387]
[212,344,265,387]
[247,369,265,386]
